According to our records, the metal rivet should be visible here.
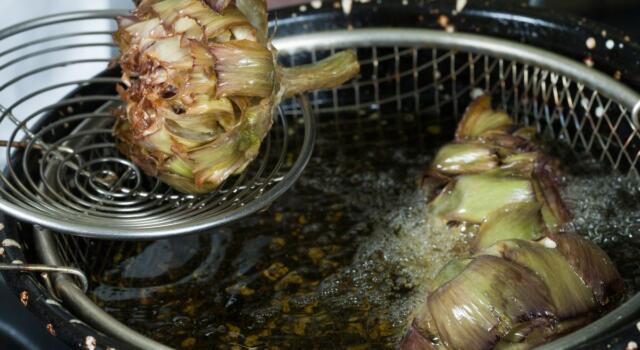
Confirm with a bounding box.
[19,291,28,306]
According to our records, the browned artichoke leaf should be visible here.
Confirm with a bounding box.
[455,95,513,140]
[427,255,556,350]
[205,0,232,12]
[500,152,540,178]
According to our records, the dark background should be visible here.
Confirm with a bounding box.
[537,0,640,40]
[1,1,639,349]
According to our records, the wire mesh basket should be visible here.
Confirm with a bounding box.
[0,11,315,239]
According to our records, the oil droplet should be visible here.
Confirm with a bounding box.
[584,57,594,67]
[606,39,615,50]
[437,15,449,28]
[614,70,622,80]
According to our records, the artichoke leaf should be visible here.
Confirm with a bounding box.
[431,143,498,175]
[429,173,536,224]
[473,202,544,252]
[483,239,596,319]
[427,255,555,350]
[455,95,513,140]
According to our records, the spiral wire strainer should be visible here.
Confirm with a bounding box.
[0,11,315,240]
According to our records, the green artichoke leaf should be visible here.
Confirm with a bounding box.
[431,143,498,175]
[430,173,536,224]
[473,202,545,252]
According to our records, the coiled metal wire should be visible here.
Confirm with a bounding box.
[0,11,315,239]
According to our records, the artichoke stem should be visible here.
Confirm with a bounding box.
[281,50,360,98]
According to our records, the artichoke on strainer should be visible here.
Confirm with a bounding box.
[402,96,623,350]
[114,0,360,194]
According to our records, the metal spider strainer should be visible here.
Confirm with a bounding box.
[0,10,315,239]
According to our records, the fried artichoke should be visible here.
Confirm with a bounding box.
[114,0,359,194]
[402,96,623,350]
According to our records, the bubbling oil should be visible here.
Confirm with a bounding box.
[89,138,640,349]
[559,157,640,295]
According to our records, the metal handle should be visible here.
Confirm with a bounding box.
[0,263,88,293]
[633,101,640,130]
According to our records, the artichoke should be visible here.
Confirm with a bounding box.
[114,0,360,194]
[402,96,623,350]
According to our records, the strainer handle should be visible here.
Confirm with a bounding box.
[0,263,88,293]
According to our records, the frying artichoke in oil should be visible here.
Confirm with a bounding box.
[402,96,623,350]
[114,0,359,194]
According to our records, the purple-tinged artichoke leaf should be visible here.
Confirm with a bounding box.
[400,324,439,350]
[484,239,596,320]
[427,255,555,350]
[553,233,624,307]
